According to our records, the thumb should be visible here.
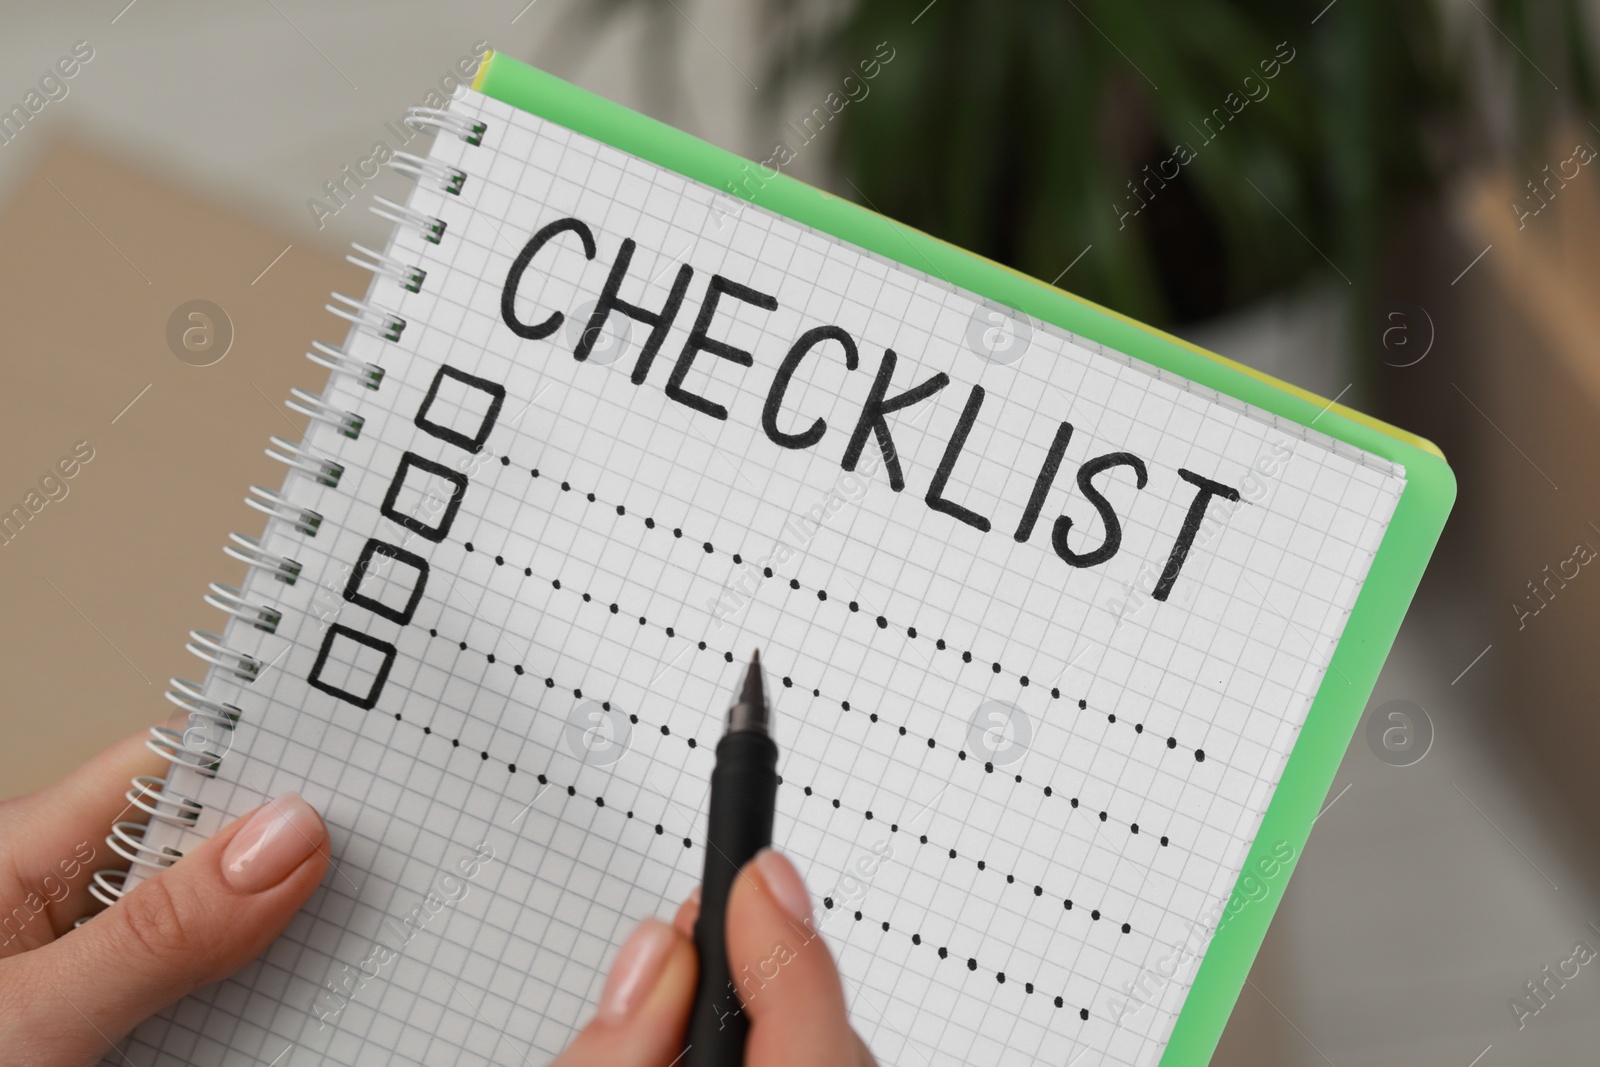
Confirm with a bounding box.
[727,849,875,1066]
[553,916,697,1067]
[1,794,328,1063]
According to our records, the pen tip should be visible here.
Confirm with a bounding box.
[740,649,766,709]
[725,649,769,733]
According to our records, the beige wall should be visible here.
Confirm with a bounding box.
[0,138,360,797]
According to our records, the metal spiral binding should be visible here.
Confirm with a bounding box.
[307,341,385,391]
[87,104,491,913]
[327,292,407,342]
[223,532,303,585]
[348,243,428,294]
[146,723,230,776]
[88,869,128,908]
[185,630,264,683]
[406,106,486,144]
[166,677,242,728]
[246,485,323,535]
[126,775,204,827]
[84,680,239,905]
[266,435,345,488]
[203,583,285,633]
[371,196,446,244]
[389,151,466,195]
[108,821,183,870]
[286,388,366,440]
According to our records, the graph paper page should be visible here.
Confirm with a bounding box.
[117,89,1404,1067]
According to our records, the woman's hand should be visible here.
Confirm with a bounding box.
[555,848,876,1067]
[0,729,329,1067]
[0,730,874,1066]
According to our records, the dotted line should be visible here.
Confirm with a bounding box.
[414,612,1150,932]
[372,699,1097,1018]
[819,900,1092,1019]
[451,524,1203,851]
[378,706,697,850]
[494,456,1209,766]
[453,538,1184,853]
[807,800,1138,934]
[372,697,1100,1023]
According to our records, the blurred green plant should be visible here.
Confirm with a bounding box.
[579,0,1590,331]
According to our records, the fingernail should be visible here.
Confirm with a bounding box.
[752,848,813,924]
[597,918,674,1024]
[222,794,325,893]
[675,886,701,938]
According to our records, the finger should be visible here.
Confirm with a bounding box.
[673,886,700,939]
[727,849,873,1067]
[552,917,696,1067]
[0,793,329,1061]
[0,727,168,946]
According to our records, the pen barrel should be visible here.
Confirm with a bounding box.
[685,730,779,1067]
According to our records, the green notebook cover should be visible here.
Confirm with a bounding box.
[474,48,1454,1067]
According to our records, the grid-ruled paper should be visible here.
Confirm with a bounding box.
[113,88,1404,1067]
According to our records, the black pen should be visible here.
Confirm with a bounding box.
[684,650,778,1067]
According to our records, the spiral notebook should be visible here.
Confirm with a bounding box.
[98,51,1453,1067]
